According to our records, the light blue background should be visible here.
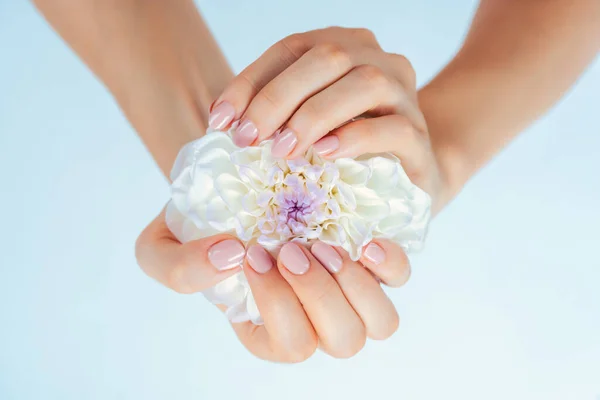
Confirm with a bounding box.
[1,1,599,399]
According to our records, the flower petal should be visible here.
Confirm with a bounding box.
[214,174,248,213]
[335,158,370,185]
[206,196,236,231]
[203,272,247,306]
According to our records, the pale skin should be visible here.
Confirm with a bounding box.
[33,0,600,362]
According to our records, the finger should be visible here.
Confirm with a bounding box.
[310,241,399,340]
[135,210,243,294]
[231,245,318,363]
[208,34,312,132]
[277,242,366,358]
[271,65,405,159]
[359,239,411,288]
[312,114,428,167]
[233,43,356,147]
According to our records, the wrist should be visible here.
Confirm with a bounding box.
[95,1,232,176]
[418,74,477,208]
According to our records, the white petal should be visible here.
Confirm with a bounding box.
[241,192,262,216]
[365,156,400,195]
[225,302,252,323]
[170,132,237,181]
[256,191,274,208]
[165,201,206,242]
[235,212,257,241]
[319,222,346,247]
[352,186,390,221]
[340,217,372,260]
[246,291,263,325]
[203,273,247,306]
[206,196,236,231]
[335,158,370,185]
[377,198,413,234]
[230,146,263,166]
[287,158,310,172]
[335,181,357,211]
[214,174,247,213]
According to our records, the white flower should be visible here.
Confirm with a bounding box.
[166,128,431,324]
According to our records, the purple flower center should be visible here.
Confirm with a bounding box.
[277,189,316,226]
[283,198,312,223]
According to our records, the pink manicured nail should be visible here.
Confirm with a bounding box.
[246,245,273,274]
[208,102,235,130]
[271,128,298,158]
[279,243,310,275]
[233,119,258,147]
[311,241,342,273]
[363,243,386,265]
[313,135,339,156]
[208,240,245,270]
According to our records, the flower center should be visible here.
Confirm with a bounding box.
[282,195,312,224]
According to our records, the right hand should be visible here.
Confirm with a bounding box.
[136,208,411,362]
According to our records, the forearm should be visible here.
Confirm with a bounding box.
[420,0,600,198]
[34,0,233,176]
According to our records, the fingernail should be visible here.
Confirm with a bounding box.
[280,243,310,275]
[208,240,245,270]
[233,118,258,147]
[208,102,235,130]
[246,245,273,274]
[313,135,339,156]
[311,241,342,273]
[271,128,298,158]
[363,243,386,265]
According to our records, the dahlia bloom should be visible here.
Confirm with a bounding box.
[166,129,431,324]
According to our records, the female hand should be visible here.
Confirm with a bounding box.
[136,210,410,362]
[233,239,409,362]
[210,26,452,214]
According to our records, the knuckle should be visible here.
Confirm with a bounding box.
[254,86,281,112]
[390,53,417,86]
[166,265,189,294]
[316,42,352,71]
[235,73,260,98]
[281,33,307,58]
[354,27,377,42]
[355,64,389,89]
[166,255,195,294]
[311,277,340,305]
[291,100,323,135]
[166,267,192,294]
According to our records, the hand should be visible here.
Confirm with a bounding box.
[233,240,410,362]
[210,26,451,213]
[135,209,244,294]
[136,209,410,362]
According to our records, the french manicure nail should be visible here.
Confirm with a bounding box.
[271,128,298,158]
[208,102,235,130]
[313,135,340,156]
[208,240,245,270]
[233,118,258,147]
[280,243,310,275]
[246,245,273,274]
[311,241,343,273]
[363,243,386,265]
